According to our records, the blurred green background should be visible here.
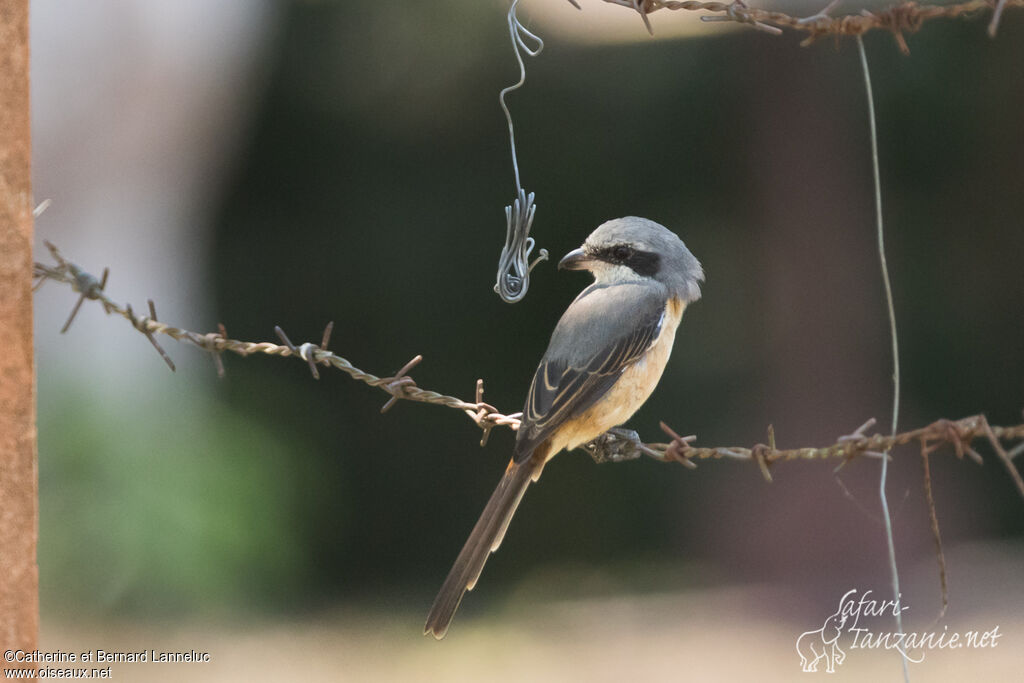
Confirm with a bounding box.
[30,0,1023,679]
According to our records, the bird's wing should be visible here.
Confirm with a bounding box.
[513,283,667,462]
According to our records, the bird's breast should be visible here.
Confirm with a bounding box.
[549,296,686,455]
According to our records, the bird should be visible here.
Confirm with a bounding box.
[424,216,704,639]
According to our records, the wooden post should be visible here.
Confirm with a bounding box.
[0,0,39,674]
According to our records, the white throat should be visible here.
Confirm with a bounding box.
[590,262,643,286]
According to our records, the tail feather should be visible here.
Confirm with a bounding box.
[424,450,545,639]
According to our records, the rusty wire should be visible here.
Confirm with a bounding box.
[35,241,1024,494]
[583,0,1023,53]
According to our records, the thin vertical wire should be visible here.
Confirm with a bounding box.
[499,0,542,194]
[494,0,548,303]
[857,34,909,683]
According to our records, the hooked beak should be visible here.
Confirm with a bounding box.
[558,247,592,271]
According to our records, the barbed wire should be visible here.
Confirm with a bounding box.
[580,0,1023,53]
[33,241,519,436]
[35,242,1024,494]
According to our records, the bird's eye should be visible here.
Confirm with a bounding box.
[612,245,631,261]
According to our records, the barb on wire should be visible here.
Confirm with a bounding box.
[59,265,108,333]
[630,0,656,34]
[573,0,1024,50]
[131,300,176,372]
[212,323,229,378]
[699,0,783,34]
[494,0,549,303]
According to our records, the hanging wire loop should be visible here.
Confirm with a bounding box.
[494,0,549,303]
[495,189,548,302]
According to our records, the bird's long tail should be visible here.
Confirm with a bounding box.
[424,450,545,639]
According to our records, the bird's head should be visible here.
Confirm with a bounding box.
[558,216,704,302]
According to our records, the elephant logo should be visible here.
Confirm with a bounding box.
[796,609,848,673]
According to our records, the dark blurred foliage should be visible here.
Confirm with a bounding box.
[208,2,1023,613]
